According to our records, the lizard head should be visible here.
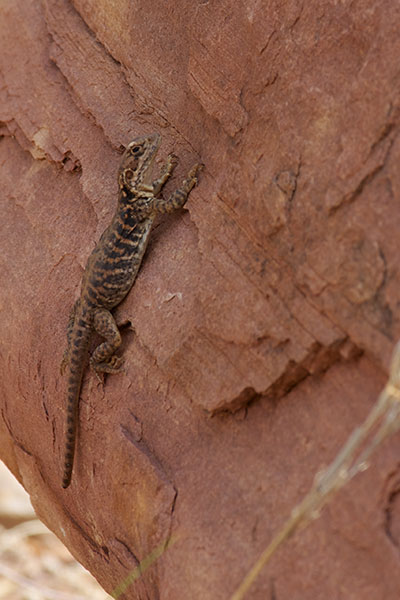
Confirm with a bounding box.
[118,133,161,193]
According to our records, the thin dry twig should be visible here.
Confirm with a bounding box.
[231,341,400,600]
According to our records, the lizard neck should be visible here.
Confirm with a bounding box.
[111,194,153,233]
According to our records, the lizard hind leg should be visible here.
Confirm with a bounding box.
[90,307,124,381]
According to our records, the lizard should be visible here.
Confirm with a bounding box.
[60,132,202,488]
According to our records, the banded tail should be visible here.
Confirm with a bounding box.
[62,318,91,488]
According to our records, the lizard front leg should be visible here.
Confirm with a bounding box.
[124,154,178,195]
[151,153,178,195]
[153,163,203,214]
[90,307,124,380]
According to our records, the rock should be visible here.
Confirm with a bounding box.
[1,0,400,598]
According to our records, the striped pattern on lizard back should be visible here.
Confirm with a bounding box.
[60,132,203,488]
[82,214,154,310]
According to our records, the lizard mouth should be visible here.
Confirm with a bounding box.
[149,132,161,146]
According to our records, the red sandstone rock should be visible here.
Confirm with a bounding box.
[1,1,400,598]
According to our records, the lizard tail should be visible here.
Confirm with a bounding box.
[62,320,91,489]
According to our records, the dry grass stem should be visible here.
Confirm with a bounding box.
[231,341,400,600]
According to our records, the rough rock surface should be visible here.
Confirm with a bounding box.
[1,1,400,598]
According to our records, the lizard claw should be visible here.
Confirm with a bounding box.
[167,153,179,166]
[190,163,204,176]
[90,355,125,381]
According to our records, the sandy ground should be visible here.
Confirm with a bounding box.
[0,462,110,600]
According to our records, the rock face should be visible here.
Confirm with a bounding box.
[1,1,400,598]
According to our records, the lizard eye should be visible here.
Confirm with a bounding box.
[131,146,141,154]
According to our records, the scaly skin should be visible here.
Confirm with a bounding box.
[60,133,202,488]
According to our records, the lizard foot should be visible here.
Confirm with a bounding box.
[188,162,204,179]
[167,153,179,169]
[90,355,124,383]
[185,163,204,192]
